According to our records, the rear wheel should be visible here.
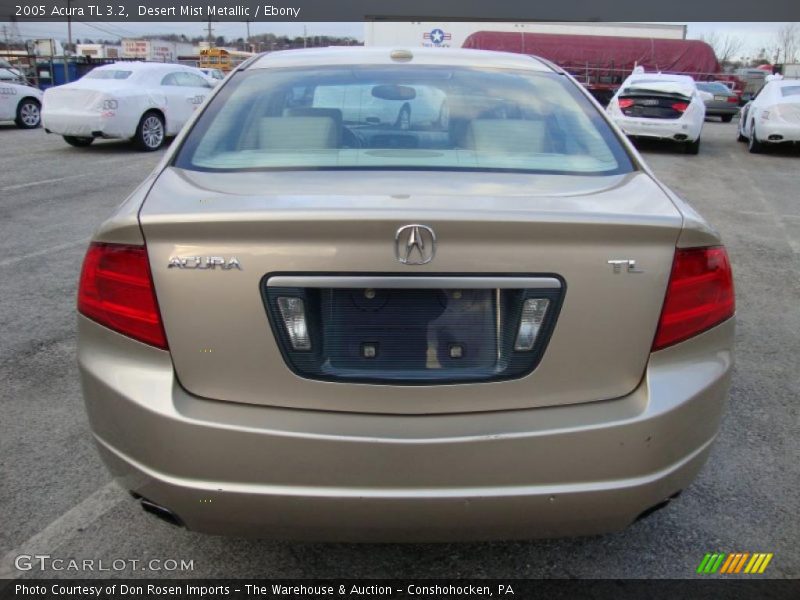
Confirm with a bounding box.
[15,98,41,129]
[748,122,764,154]
[63,135,94,147]
[684,138,700,155]
[737,119,747,142]
[133,111,165,151]
[720,114,733,123]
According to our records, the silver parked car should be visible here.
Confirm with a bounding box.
[77,47,735,541]
[696,81,740,122]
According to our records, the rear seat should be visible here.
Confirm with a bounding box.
[464,119,547,153]
[258,115,339,150]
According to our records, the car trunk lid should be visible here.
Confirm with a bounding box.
[139,168,682,414]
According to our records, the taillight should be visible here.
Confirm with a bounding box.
[727,96,739,103]
[618,98,635,109]
[652,247,734,351]
[78,242,168,349]
[671,102,689,113]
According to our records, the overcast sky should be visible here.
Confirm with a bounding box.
[6,21,796,59]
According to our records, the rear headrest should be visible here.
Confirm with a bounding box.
[285,107,343,123]
[464,119,546,154]
[258,116,338,150]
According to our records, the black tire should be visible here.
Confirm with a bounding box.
[133,111,165,151]
[748,122,764,154]
[737,119,747,142]
[395,104,411,130]
[684,138,700,155]
[63,135,94,147]
[15,98,41,129]
[720,114,733,123]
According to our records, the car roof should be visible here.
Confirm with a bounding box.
[772,79,800,88]
[97,62,197,73]
[248,46,553,72]
[628,73,696,84]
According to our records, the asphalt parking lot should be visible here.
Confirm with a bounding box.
[1,120,798,580]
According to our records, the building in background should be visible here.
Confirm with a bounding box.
[76,43,123,59]
[121,39,194,62]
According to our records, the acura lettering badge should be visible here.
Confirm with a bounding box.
[395,224,436,265]
[168,256,242,270]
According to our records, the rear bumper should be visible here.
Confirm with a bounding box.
[79,316,733,541]
[758,121,800,143]
[704,106,739,116]
[42,110,132,139]
[611,116,701,142]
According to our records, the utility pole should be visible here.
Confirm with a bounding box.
[303,25,307,48]
[64,0,72,83]
[245,20,250,52]
[206,18,214,45]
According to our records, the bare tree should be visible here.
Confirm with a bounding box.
[699,32,745,66]
[775,23,799,64]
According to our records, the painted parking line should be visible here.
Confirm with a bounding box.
[0,238,89,268]
[0,481,126,580]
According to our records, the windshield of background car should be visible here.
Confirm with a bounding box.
[625,79,695,98]
[174,65,633,175]
[698,82,730,94]
[84,69,133,80]
[780,85,800,98]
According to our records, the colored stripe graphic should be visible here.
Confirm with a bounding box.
[698,553,727,574]
[697,553,712,574]
[698,552,772,574]
[758,554,773,573]
[720,554,737,574]
[734,553,750,573]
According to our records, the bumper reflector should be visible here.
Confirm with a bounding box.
[515,298,550,351]
[277,296,311,350]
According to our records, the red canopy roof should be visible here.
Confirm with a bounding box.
[462,31,721,75]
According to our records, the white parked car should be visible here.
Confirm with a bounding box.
[42,62,214,151]
[607,72,706,154]
[311,83,448,130]
[738,77,800,153]
[0,81,43,129]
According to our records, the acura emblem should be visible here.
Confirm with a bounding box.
[395,224,436,265]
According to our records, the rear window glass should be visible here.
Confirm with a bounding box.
[780,86,800,98]
[697,82,730,94]
[625,79,695,98]
[174,65,633,176]
[84,70,132,80]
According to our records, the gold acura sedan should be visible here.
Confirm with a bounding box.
[77,47,734,541]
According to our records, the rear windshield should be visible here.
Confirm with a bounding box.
[781,86,800,98]
[84,69,132,80]
[697,82,730,94]
[174,65,633,175]
[625,79,695,98]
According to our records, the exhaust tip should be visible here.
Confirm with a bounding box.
[137,496,184,528]
[767,135,783,141]
[673,134,688,141]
